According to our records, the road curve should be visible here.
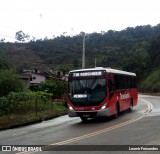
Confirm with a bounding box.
[0,94,160,154]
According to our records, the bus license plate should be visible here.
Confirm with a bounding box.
[83,115,90,117]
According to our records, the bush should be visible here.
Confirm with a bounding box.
[29,80,66,98]
[0,91,52,116]
[0,96,9,115]
[0,70,24,97]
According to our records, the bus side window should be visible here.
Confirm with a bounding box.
[108,79,114,99]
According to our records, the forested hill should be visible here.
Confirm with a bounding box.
[0,24,160,92]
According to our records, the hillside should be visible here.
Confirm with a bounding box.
[0,43,49,72]
[0,24,160,92]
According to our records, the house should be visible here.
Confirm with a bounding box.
[53,71,64,77]
[30,72,46,84]
[20,69,46,88]
[20,69,68,88]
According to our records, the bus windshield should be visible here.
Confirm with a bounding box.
[68,78,107,106]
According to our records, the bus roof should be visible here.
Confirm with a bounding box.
[69,67,136,76]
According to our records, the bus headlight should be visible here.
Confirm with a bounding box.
[101,103,107,110]
[68,104,74,110]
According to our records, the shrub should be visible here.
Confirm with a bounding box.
[29,80,66,98]
[0,91,52,116]
[0,70,24,97]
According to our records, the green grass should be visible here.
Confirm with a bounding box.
[0,102,67,130]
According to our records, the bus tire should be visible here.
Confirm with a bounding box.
[114,103,119,118]
[80,117,88,122]
[129,99,133,112]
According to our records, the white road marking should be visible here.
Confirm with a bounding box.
[12,132,27,136]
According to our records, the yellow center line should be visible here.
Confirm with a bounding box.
[48,98,153,146]
[17,98,153,153]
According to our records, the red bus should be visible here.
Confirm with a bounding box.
[67,67,138,121]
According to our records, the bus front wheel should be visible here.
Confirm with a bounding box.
[80,117,88,122]
[114,103,120,118]
[129,100,133,112]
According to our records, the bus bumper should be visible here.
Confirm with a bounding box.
[68,108,110,117]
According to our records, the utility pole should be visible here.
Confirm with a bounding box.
[82,33,85,69]
[95,57,96,68]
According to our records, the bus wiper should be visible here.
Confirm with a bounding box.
[88,78,97,89]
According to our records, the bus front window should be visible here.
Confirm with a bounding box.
[69,78,107,106]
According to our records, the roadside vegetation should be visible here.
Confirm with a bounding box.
[0,60,67,130]
[0,24,160,129]
[0,91,67,130]
[0,86,67,130]
[139,68,160,92]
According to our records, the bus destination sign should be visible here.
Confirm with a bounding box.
[71,71,105,77]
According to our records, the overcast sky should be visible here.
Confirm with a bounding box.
[0,0,160,42]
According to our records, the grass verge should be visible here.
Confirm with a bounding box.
[0,102,67,130]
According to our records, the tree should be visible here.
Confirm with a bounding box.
[15,30,30,42]
[0,58,10,70]
[30,36,36,42]
[0,70,24,97]
[30,80,66,99]
[73,59,79,68]
[0,38,5,42]
[147,35,160,67]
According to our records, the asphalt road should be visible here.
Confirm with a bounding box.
[0,94,160,154]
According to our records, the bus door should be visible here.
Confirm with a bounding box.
[108,79,114,99]
[108,79,117,114]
